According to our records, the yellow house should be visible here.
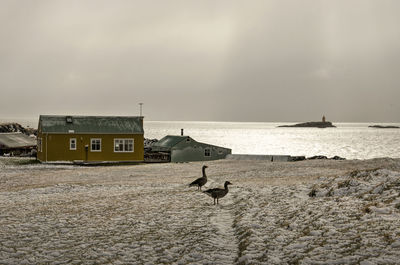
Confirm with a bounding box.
[37,115,144,163]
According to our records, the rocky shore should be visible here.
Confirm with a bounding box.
[0,123,37,136]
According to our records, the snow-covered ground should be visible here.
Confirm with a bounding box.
[1,157,400,264]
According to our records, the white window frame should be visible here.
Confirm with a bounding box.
[70,138,77,150]
[204,148,211,157]
[90,138,102,152]
[114,138,134,153]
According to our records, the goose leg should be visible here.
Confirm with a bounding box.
[213,198,216,205]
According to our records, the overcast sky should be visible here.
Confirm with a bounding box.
[1,0,399,122]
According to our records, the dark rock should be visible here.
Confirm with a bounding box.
[330,156,346,160]
[368,125,399,129]
[289,156,306,161]
[308,155,328,160]
[307,155,346,160]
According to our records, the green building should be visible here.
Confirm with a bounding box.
[149,135,231,163]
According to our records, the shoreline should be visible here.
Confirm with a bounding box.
[1,156,399,190]
[1,120,400,160]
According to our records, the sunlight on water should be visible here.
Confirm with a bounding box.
[144,121,400,159]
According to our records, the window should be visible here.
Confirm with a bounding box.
[114,139,134,152]
[37,138,42,152]
[204,148,211,157]
[70,138,76,150]
[91,138,101,152]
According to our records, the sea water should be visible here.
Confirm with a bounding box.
[2,118,400,159]
[144,121,400,159]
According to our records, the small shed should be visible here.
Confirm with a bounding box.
[0,133,36,156]
[148,135,231,163]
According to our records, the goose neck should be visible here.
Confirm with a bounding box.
[202,167,207,178]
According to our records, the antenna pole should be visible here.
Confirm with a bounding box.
[139,103,143,117]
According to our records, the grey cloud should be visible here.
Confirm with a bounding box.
[1,0,399,122]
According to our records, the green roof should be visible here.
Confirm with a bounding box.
[0,133,36,148]
[39,115,144,134]
[152,135,189,148]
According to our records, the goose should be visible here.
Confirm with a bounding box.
[189,165,208,190]
[203,181,232,205]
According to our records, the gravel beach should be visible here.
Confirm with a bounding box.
[1,157,400,264]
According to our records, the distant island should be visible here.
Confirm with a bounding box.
[278,121,336,128]
[279,116,336,128]
[368,125,399,129]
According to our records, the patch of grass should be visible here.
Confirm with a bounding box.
[362,202,378,214]
[0,157,40,166]
[362,205,371,214]
[349,170,360,178]
[279,220,291,229]
[15,158,40,165]
[320,179,335,189]
[337,179,351,189]
[302,227,310,236]
[383,232,395,245]
[383,197,396,205]
[308,187,317,197]
[348,168,382,180]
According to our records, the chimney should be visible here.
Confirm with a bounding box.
[181,129,184,136]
